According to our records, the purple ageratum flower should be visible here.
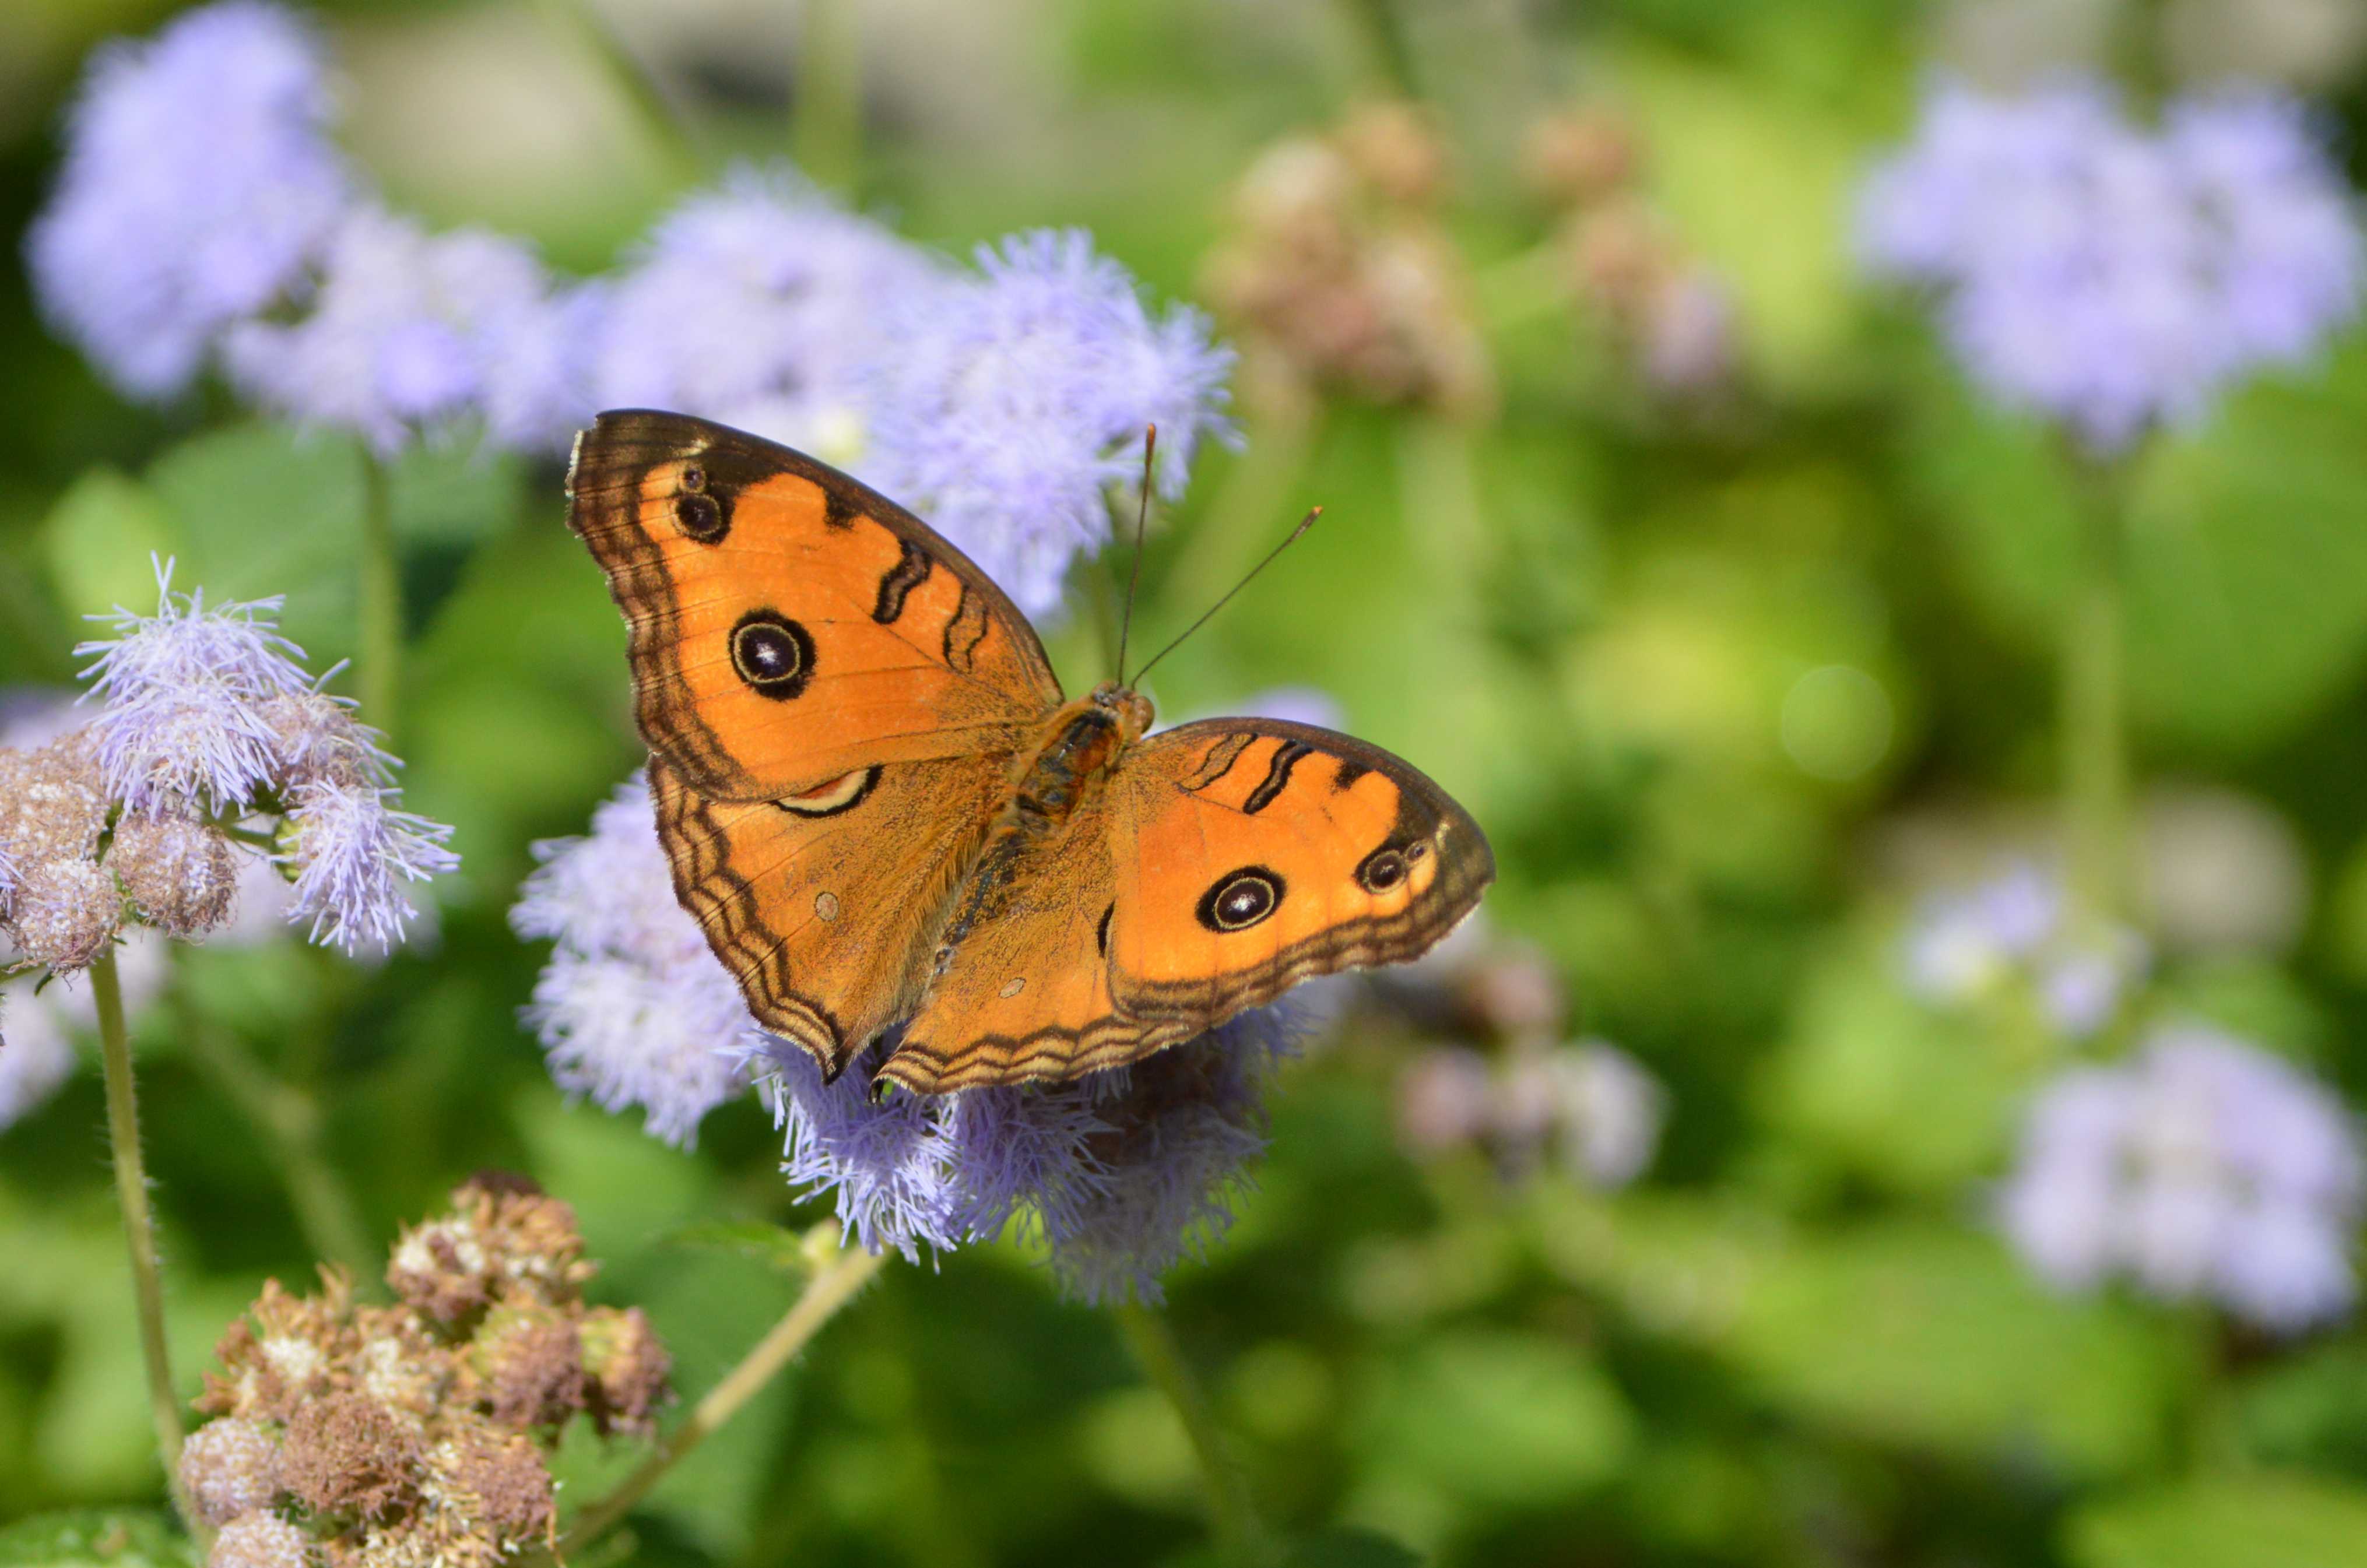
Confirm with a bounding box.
[1901,860,2063,1001]
[72,562,454,951]
[222,205,589,456]
[76,562,314,814]
[511,774,758,1147]
[281,779,457,953]
[26,1,353,400]
[864,229,1237,617]
[1998,1023,2365,1331]
[592,169,941,456]
[1856,78,2362,452]
[737,1006,1305,1294]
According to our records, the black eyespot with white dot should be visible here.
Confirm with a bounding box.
[730,610,816,699]
[1197,866,1284,933]
[1357,842,1411,893]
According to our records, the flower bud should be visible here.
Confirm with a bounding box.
[581,1305,672,1437]
[181,1416,283,1527]
[209,1514,311,1568]
[5,858,122,972]
[111,812,240,936]
[0,738,110,870]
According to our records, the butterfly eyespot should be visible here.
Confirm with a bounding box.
[731,610,816,699]
[1357,846,1409,892]
[1197,866,1284,933]
[1407,841,1430,861]
[675,490,726,542]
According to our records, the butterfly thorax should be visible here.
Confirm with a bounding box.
[931,683,1152,978]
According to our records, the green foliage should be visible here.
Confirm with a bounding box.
[0,1513,193,1568]
[5,3,2367,1567]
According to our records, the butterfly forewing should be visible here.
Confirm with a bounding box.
[567,410,1062,801]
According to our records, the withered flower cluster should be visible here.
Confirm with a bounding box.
[1203,101,1494,419]
[1524,105,1737,399]
[0,730,141,972]
[183,1179,670,1568]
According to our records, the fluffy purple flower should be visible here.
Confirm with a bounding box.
[76,563,312,814]
[25,1,353,400]
[1898,861,2148,1038]
[1999,1024,2365,1331]
[864,230,1237,617]
[223,205,588,455]
[1857,78,2362,451]
[71,564,454,952]
[281,779,457,952]
[512,774,759,1147]
[592,169,940,456]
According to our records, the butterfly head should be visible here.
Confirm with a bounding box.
[1088,681,1156,743]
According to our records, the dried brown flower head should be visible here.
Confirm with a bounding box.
[0,736,110,869]
[111,811,240,937]
[190,1182,670,1567]
[2,857,121,971]
[208,1513,313,1568]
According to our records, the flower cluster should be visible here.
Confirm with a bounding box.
[24,1,585,456]
[514,774,1303,1302]
[1900,861,2146,1039]
[61,562,456,955]
[1525,104,1739,399]
[1396,1035,1665,1189]
[31,3,1236,611]
[1857,78,2363,451]
[1998,1025,2364,1331]
[184,1179,670,1568]
[1203,102,1492,420]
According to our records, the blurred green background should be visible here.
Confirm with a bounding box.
[8,2,2367,1565]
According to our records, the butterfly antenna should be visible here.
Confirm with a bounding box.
[1128,505,1322,688]
[1115,424,1156,684]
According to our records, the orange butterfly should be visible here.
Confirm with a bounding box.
[567,410,1492,1095]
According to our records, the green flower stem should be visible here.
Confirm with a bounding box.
[2064,462,2130,931]
[357,446,401,744]
[176,1001,375,1280]
[556,1240,889,1554]
[532,0,701,180]
[793,0,863,191]
[1113,1302,1264,1566]
[1338,0,1420,97]
[92,947,196,1535]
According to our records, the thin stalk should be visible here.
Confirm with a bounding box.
[93,948,196,1535]
[1113,1302,1263,1566]
[793,0,863,191]
[177,1004,375,1279]
[1160,411,1319,628]
[557,1243,888,1552]
[2064,463,2129,931]
[357,447,401,744]
[1338,0,1420,98]
[532,0,702,180]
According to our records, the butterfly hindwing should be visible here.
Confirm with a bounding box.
[877,719,1492,1094]
[649,753,1007,1080]
[568,410,1063,801]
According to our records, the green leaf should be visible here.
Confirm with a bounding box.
[1281,1528,1425,1568]
[145,420,366,673]
[40,469,179,623]
[2064,1473,2367,1568]
[1723,1223,2183,1476]
[0,1511,195,1567]
[1913,337,2367,751]
[1758,933,2039,1191]
[662,1220,816,1274]
[1354,1330,1633,1507]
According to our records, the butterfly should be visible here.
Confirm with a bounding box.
[566,410,1493,1096]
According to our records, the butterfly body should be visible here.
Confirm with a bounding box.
[568,410,1493,1095]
